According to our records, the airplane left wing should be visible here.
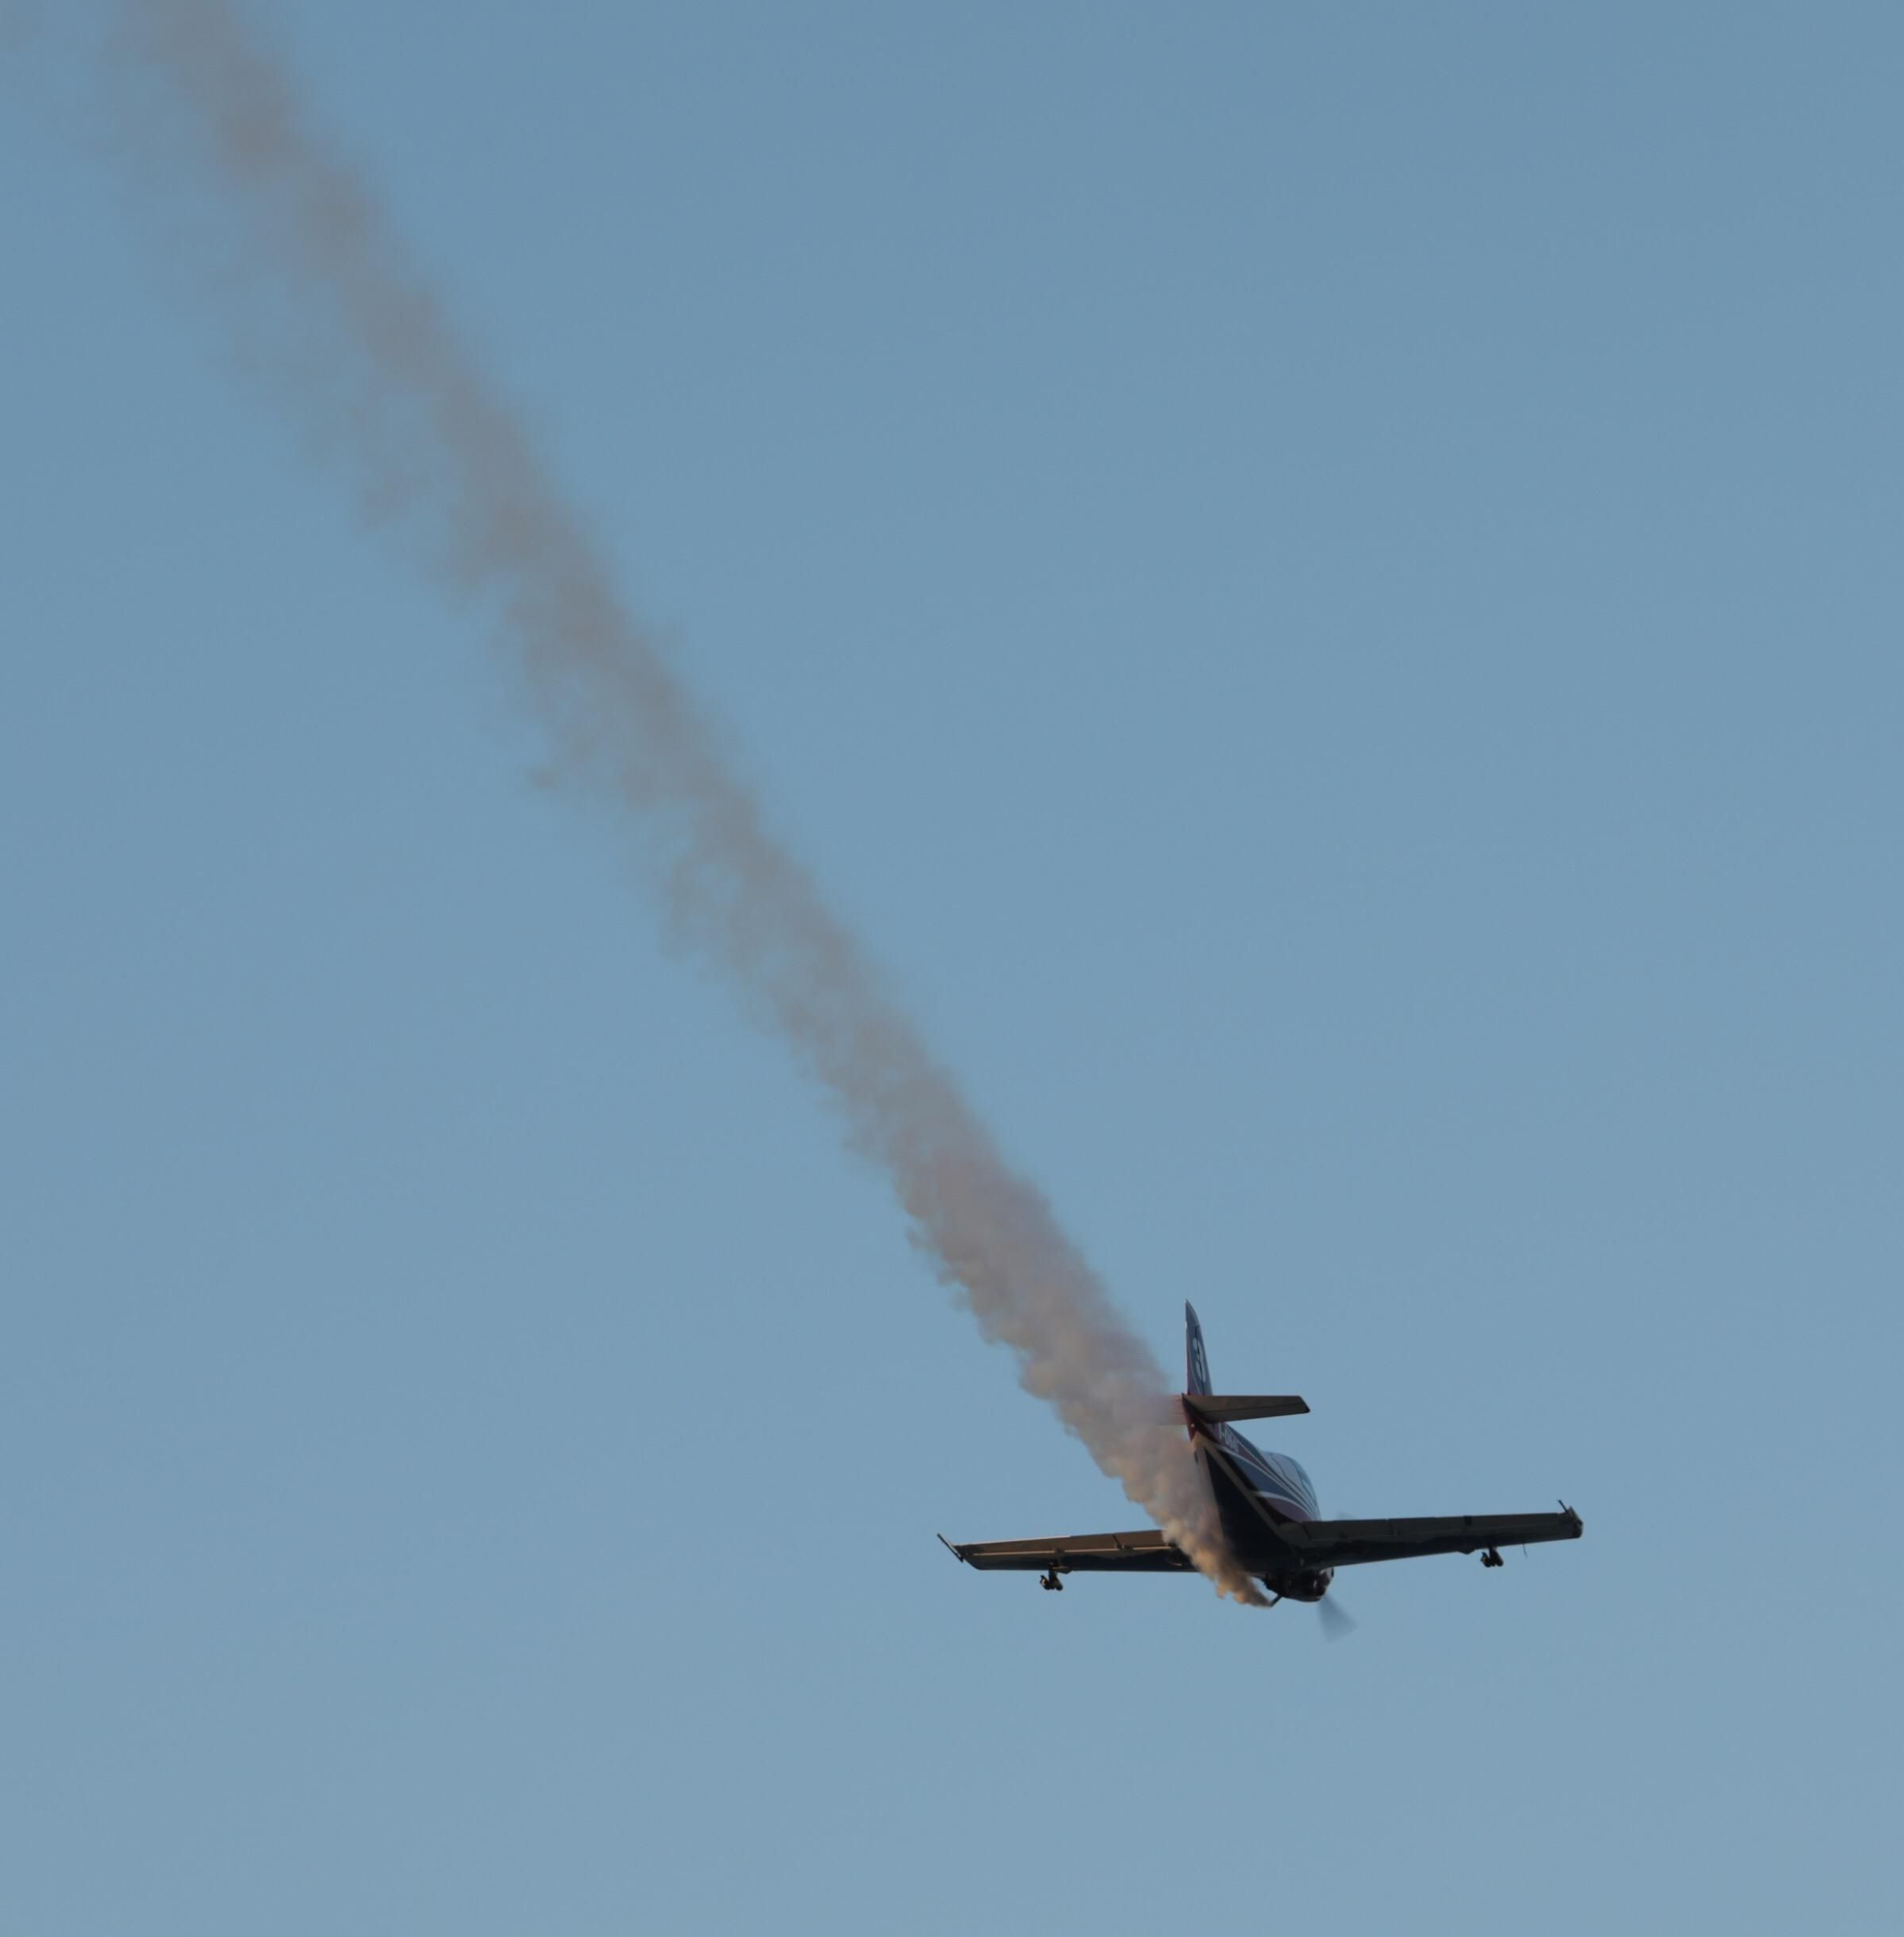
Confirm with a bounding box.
[1275,1505,1583,1569]
[937,1529,1194,1572]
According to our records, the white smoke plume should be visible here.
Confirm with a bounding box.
[98,0,1264,1603]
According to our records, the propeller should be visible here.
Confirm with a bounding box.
[1316,1591,1357,1643]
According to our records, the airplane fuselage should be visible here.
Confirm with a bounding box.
[1191,1417,1336,1602]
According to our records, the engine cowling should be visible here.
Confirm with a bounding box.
[1263,1569,1334,1604]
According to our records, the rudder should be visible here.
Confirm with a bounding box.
[1184,1302,1213,1397]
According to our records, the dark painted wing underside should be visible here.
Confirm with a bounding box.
[1274,1507,1584,1569]
[940,1529,1195,1572]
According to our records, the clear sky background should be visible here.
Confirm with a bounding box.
[4,5,1900,1932]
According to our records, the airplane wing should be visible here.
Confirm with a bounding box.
[937,1529,1194,1573]
[1275,1505,1583,1569]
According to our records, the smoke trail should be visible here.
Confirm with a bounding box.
[99,0,1263,1603]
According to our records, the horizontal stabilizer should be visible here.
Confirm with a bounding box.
[1182,1393,1310,1426]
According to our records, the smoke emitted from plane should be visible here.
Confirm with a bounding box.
[100,0,1265,1603]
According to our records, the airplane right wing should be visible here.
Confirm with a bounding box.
[1274,1505,1583,1569]
[937,1529,1194,1573]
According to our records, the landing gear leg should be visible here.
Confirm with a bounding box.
[1039,1568,1065,1592]
[1481,1548,1503,1569]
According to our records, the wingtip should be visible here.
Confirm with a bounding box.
[937,1533,968,1564]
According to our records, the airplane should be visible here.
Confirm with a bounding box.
[940,1303,1582,1627]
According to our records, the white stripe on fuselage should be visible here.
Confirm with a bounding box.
[1214,1422,1319,1518]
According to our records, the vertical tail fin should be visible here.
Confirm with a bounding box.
[1184,1302,1213,1397]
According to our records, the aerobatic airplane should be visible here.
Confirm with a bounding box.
[941,1303,1582,1624]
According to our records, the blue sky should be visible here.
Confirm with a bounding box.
[4,5,1900,1932]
